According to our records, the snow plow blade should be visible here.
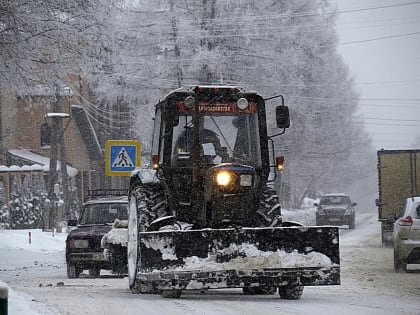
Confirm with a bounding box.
[138,226,340,290]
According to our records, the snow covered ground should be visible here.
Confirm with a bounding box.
[0,205,419,315]
[0,229,67,314]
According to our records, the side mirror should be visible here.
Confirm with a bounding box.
[387,213,398,223]
[313,203,319,207]
[67,219,78,227]
[276,106,290,129]
[352,202,357,207]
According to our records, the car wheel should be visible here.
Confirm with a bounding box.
[89,268,100,277]
[109,245,128,274]
[162,289,182,298]
[278,285,304,300]
[67,263,81,279]
[393,248,405,272]
[349,215,356,229]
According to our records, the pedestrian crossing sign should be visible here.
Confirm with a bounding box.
[105,140,141,176]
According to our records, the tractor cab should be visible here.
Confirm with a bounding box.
[149,85,289,226]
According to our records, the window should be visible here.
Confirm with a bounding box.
[40,123,51,147]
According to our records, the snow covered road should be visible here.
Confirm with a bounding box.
[1,210,419,315]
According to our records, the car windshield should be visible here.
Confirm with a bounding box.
[78,203,128,225]
[172,114,261,167]
[320,196,351,205]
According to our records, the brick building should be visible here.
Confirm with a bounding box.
[0,79,130,220]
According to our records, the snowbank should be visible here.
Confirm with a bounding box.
[0,229,67,315]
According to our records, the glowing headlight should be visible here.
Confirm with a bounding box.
[237,97,249,110]
[216,171,232,186]
[72,239,89,248]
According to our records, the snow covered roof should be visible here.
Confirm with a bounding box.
[8,149,78,177]
[0,164,44,172]
[71,105,103,160]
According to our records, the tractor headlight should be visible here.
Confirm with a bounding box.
[240,174,252,186]
[216,171,232,186]
[184,96,195,109]
[237,97,249,110]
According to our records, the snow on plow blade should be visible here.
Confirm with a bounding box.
[138,226,340,290]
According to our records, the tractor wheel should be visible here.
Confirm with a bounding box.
[128,185,167,294]
[257,186,282,227]
[278,285,304,300]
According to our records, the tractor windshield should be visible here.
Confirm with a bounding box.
[172,113,262,167]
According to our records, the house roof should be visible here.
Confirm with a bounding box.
[71,105,103,160]
[8,149,78,177]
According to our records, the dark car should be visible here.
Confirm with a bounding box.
[314,193,357,229]
[65,192,128,278]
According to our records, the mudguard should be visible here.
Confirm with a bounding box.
[137,226,340,290]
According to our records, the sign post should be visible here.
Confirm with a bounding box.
[105,140,141,176]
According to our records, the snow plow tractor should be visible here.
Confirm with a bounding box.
[127,86,340,299]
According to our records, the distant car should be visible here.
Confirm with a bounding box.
[393,196,420,272]
[314,193,357,229]
[65,191,128,278]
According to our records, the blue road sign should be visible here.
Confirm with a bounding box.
[105,140,141,176]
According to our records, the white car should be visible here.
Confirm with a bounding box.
[393,196,420,272]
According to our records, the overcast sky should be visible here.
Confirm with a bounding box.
[334,0,420,150]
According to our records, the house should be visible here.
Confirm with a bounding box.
[0,78,131,228]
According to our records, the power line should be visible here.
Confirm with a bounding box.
[361,117,420,122]
[339,31,420,45]
[353,121,420,127]
[125,1,420,29]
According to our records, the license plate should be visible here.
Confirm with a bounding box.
[328,218,341,222]
[93,253,105,261]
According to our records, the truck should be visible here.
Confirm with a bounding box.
[376,149,420,246]
[127,85,340,299]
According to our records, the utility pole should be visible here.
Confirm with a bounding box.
[44,84,71,231]
[45,85,60,231]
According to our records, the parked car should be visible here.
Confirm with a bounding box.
[314,193,357,229]
[393,196,420,272]
[65,190,128,278]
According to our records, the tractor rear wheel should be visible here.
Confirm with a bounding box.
[256,186,282,227]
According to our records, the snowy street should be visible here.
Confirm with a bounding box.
[1,207,419,315]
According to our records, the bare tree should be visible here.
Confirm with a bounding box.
[0,0,120,94]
